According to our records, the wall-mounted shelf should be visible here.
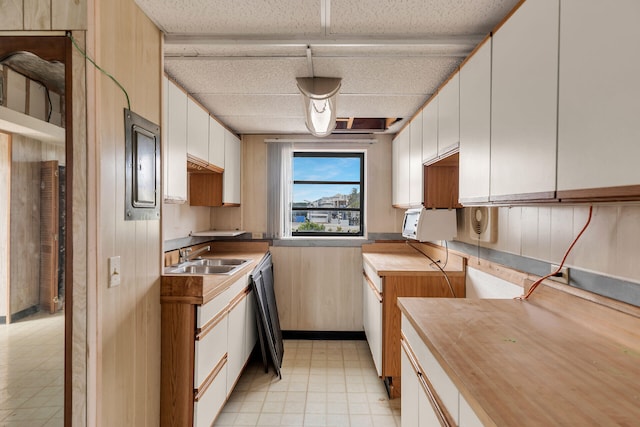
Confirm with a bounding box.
[0,106,65,145]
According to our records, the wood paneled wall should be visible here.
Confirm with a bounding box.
[271,246,364,331]
[0,0,86,30]
[10,135,43,315]
[0,133,9,318]
[87,0,162,425]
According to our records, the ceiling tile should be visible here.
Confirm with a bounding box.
[330,0,520,36]
[136,0,322,35]
[312,56,460,94]
[164,57,308,95]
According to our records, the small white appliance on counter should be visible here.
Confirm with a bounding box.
[402,207,457,242]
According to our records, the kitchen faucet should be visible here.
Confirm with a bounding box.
[179,245,211,263]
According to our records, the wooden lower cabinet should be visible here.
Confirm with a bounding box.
[362,248,465,399]
[161,274,256,426]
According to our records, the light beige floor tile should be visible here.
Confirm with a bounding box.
[280,413,305,426]
[303,412,327,426]
[326,413,350,426]
[256,412,282,426]
[350,413,374,427]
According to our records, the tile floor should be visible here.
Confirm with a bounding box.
[0,311,64,427]
[214,339,401,427]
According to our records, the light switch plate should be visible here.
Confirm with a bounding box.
[109,256,121,287]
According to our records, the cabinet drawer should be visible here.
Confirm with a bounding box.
[197,288,230,329]
[193,356,227,427]
[402,314,459,425]
[363,261,382,293]
[194,310,228,389]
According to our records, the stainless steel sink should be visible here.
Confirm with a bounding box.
[164,258,250,275]
[190,258,248,267]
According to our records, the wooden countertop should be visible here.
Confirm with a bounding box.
[398,294,640,426]
[362,242,465,276]
[161,242,269,305]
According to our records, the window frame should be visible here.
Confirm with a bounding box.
[290,151,365,237]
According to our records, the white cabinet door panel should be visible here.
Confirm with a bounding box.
[557,0,640,191]
[393,129,410,207]
[165,78,188,202]
[208,117,225,170]
[409,111,424,206]
[363,274,383,377]
[438,72,460,156]
[490,0,559,199]
[187,97,209,162]
[223,130,241,204]
[459,40,491,203]
[400,348,419,427]
[226,294,247,395]
[422,99,438,163]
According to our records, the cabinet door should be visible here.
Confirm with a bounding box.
[400,348,419,427]
[421,98,438,163]
[223,130,241,205]
[165,78,188,202]
[392,129,410,207]
[557,0,640,194]
[438,72,460,156]
[490,0,559,200]
[187,97,209,162]
[409,110,424,207]
[392,132,400,206]
[244,289,258,358]
[208,116,225,170]
[459,39,491,203]
[362,274,382,377]
[226,293,247,395]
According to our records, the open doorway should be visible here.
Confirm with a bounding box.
[0,36,73,427]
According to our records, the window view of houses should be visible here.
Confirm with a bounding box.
[291,188,361,234]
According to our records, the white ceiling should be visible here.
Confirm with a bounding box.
[135,0,521,135]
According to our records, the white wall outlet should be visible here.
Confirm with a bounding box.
[252,232,263,239]
[108,256,121,288]
[549,264,569,285]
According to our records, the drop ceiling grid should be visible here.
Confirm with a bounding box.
[195,93,426,119]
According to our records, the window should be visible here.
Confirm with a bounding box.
[291,152,364,237]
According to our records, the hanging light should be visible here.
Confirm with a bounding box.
[296,77,342,137]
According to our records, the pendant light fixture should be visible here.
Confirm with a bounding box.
[296,77,342,137]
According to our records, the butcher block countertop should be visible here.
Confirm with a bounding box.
[398,285,640,426]
[161,241,269,305]
[362,242,465,276]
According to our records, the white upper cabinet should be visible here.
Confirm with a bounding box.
[187,97,210,162]
[164,77,188,203]
[208,117,225,171]
[557,0,640,194]
[490,0,559,200]
[459,39,492,203]
[223,130,241,205]
[392,129,411,207]
[437,71,460,156]
[409,110,424,207]
[421,98,438,163]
